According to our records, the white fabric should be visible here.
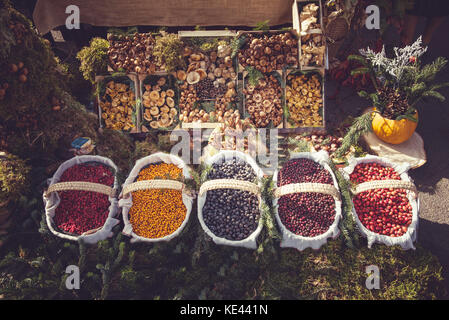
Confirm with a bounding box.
[43,155,120,244]
[273,150,342,251]
[341,155,419,250]
[119,152,194,243]
[198,150,265,249]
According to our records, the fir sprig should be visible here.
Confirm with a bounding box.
[334,112,373,158]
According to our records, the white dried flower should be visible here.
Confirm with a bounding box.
[359,36,427,82]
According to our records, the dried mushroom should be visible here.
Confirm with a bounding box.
[299,3,321,35]
[99,80,135,131]
[141,76,177,129]
[238,32,299,72]
[286,73,323,127]
[243,75,283,128]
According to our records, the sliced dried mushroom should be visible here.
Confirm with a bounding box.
[166,97,175,108]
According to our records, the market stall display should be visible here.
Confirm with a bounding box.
[43,156,120,244]
[119,153,193,243]
[198,150,264,249]
[342,156,419,250]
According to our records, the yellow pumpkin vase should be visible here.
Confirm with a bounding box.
[371,109,418,145]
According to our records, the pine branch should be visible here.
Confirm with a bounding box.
[327,161,359,248]
[334,112,373,158]
[230,35,246,59]
[287,137,310,153]
[245,66,264,87]
[422,90,445,102]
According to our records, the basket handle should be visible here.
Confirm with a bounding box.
[121,179,185,199]
[274,182,340,201]
[199,179,260,196]
[352,179,418,199]
[45,181,116,198]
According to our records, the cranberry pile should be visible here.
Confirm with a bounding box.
[202,158,260,241]
[350,162,413,237]
[54,163,114,235]
[277,158,336,237]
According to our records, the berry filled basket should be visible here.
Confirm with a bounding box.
[119,152,194,243]
[341,156,419,250]
[198,150,265,249]
[273,150,342,251]
[43,156,121,244]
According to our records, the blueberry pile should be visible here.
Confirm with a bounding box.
[277,158,336,237]
[202,158,260,241]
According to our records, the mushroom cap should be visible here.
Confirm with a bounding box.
[166,97,175,108]
[149,91,160,101]
[186,71,201,85]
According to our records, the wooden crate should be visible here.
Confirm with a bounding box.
[95,74,141,133]
[241,70,284,129]
[281,68,326,134]
[139,73,181,131]
[236,29,300,73]
[106,32,164,75]
[178,30,239,130]
[292,0,328,70]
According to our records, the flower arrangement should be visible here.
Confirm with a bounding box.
[335,37,449,155]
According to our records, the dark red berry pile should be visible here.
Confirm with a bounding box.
[54,163,114,235]
[277,158,336,237]
[350,162,412,237]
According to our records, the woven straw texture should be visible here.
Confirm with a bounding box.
[47,181,115,197]
[352,179,417,198]
[199,179,260,197]
[274,182,340,200]
[122,179,184,197]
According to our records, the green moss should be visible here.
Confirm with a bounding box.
[0,152,29,203]
[76,38,110,84]
[153,34,185,72]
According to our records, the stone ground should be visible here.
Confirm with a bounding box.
[326,17,449,290]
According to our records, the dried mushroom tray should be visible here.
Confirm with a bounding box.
[107,32,164,75]
[242,70,284,129]
[176,33,239,129]
[283,68,325,132]
[97,75,139,132]
[292,1,327,70]
[140,74,179,130]
[293,0,324,36]
[236,29,300,74]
